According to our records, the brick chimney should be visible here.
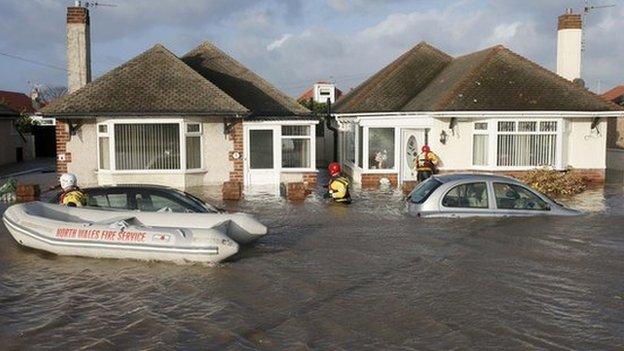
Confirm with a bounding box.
[67,2,91,93]
[556,8,582,81]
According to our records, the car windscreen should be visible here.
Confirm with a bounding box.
[179,191,221,213]
[409,178,442,204]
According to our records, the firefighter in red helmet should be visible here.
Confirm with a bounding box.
[324,162,351,204]
[415,144,439,181]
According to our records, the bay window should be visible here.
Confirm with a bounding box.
[281,125,312,169]
[497,121,557,167]
[97,121,203,172]
[368,128,395,169]
[471,120,559,168]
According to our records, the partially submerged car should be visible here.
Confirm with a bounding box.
[406,173,581,217]
[51,184,222,213]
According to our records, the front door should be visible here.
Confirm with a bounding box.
[245,127,279,188]
[401,129,425,182]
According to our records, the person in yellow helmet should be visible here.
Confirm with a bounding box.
[59,173,87,207]
[415,145,439,182]
[324,162,352,204]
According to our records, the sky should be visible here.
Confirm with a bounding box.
[1,0,623,98]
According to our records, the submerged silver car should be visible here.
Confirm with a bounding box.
[406,173,581,218]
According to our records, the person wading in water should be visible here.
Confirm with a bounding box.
[415,145,439,182]
[324,162,352,204]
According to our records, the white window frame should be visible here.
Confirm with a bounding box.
[185,122,203,170]
[96,118,205,174]
[343,123,358,168]
[363,126,399,173]
[97,123,110,170]
[280,124,316,172]
[471,121,491,168]
[470,118,564,170]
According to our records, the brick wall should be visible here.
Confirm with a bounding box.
[361,173,398,188]
[67,6,89,24]
[227,119,243,183]
[302,172,318,189]
[55,120,71,174]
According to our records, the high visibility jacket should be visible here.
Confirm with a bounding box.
[60,189,87,207]
[328,176,351,202]
[416,151,439,172]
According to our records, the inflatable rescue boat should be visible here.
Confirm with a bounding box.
[2,202,268,263]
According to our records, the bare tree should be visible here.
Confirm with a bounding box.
[40,86,68,103]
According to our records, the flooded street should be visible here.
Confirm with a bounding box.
[1,185,624,350]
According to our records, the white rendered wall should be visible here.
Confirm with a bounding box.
[66,121,98,187]
[432,118,473,170]
[67,22,91,93]
[313,83,336,103]
[200,119,234,185]
[557,28,582,81]
[566,119,606,169]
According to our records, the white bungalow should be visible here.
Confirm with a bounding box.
[40,5,318,196]
[332,42,624,188]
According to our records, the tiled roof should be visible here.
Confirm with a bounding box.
[0,90,35,114]
[601,85,624,103]
[333,42,453,113]
[182,42,310,118]
[336,44,621,113]
[41,44,248,117]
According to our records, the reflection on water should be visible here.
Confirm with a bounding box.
[1,184,623,350]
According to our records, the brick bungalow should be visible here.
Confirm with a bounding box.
[40,5,317,195]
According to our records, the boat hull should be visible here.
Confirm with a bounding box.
[2,202,246,263]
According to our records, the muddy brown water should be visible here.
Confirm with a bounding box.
[1,185,623,350]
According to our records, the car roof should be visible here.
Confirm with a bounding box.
[83,184,179,191]
[433,173,524,184]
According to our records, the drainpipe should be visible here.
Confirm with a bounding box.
[325,97,339,162]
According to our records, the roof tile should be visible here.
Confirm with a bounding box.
[41,44,248,117]
[183,42,310,118]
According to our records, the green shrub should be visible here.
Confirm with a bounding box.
[514,168,588,198]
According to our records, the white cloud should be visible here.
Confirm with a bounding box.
[267,34,292,51]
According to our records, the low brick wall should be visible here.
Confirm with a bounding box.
[361,173,398,188]
[16,184,40,202]
[302,172,318,190]
[402,180,418,195]
[222,181,242,201]
[286,182,307,201]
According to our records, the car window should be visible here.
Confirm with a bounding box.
[181,191,219,213]
[87,194,109,207]
[493,183,549,211]
[87,193,128,209]
[135,192,188,213]
[442,182,489,209]
[410,178,442,204]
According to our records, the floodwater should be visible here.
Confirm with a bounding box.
[1,183,624,350]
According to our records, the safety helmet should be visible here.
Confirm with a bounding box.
[59,173,77,191]
[328,162,341,176]
[421,145,431,153]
